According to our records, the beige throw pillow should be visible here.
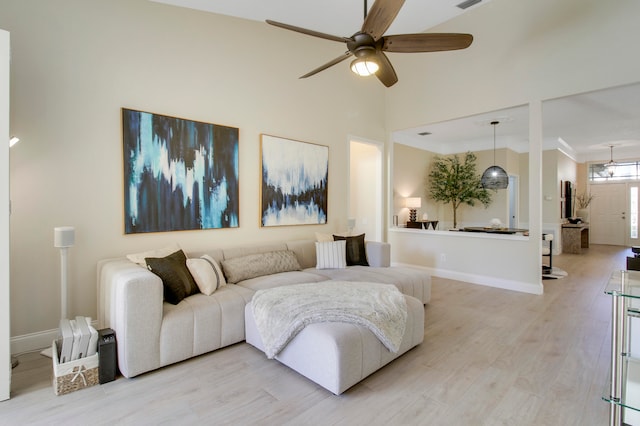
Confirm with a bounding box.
[186,255,226,296]
[126,243,181,266]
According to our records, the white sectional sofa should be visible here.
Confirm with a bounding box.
[97,239,431,386]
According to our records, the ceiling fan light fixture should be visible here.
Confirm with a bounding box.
[350,56,379,76]
[267,0,473,87]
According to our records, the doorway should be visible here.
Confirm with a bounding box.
[349,138,383,241]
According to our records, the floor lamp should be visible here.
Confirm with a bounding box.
[41,226,75,358]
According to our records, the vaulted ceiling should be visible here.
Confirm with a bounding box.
[150,0,640,163]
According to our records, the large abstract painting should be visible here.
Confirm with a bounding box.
[260,134,328,227]
[122,108,239,234]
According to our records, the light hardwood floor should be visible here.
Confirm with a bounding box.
[4,245,626,425]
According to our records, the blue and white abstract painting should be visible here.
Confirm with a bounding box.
[123,109,239,234]
[261,134,328,227]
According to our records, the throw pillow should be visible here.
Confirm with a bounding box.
[333,234,369,266]
[315,240,347,269]
[146,249,199,305]
[126,243,181,267]
[186,255,226,296]
[222,250,302,284]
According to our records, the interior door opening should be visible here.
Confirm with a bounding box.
[349,138,383,241]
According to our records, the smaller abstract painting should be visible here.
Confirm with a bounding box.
[260,134,328,227]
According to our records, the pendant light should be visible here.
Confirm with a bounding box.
[481,121,509,189]
[604,144,617,177]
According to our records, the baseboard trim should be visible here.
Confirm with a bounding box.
[11,320,99,356]
[393,262,544,295]
[11,328,58,355]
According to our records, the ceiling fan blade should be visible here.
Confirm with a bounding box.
[300,51,353,79]
[266,20,350,43]
[362,0,405,41]
[382,33,473,53]
[374,51,398,87]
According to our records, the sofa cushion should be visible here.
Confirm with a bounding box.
[315,240,347,269]
[186,255,226,296]
[146,250,199,305]
[222,250,302,284]
[235,270,329,292]
[333,234,369,266]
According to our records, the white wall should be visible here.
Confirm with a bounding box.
[389,229,540,294]
[1,0,386,348]
[0,28,11,401]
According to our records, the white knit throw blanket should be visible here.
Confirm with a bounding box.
[251,281,408,359]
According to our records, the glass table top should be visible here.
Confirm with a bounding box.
[605,270,640,299]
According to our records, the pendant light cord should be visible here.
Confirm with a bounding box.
[491,121,499,164]
[610,145,614,162]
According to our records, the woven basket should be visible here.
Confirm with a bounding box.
[52,341,99,396]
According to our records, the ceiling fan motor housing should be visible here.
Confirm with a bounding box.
[347,33,378,57]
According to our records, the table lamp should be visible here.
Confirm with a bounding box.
[406,197,421,222]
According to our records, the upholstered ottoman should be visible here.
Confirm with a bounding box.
[244,290,424,395]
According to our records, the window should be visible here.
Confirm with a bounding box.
[589,161,640,182]
[632,187,639,239]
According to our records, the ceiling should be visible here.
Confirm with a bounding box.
[150,0,491,36]
[150,0,640,164]
[394,82,640,163]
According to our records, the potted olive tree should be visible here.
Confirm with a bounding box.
[427,152,493,229]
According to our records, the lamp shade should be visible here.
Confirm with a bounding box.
[405,197,421,209]
[481,121,509,190]
[350,57,379,76]
[481,166,509,189]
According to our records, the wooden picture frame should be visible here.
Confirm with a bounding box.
[260,134,328,227]
[122,108,239,234]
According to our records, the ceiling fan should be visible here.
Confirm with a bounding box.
[266,0,474,87]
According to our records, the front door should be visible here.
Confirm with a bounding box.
[590,183,627,245]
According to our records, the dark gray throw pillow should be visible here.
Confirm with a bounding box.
[146,249,199,305]
[333,234,369,266]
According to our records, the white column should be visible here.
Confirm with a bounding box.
[529,99,543,280]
